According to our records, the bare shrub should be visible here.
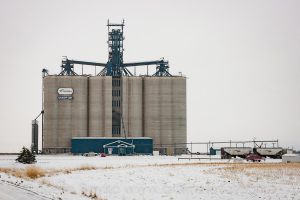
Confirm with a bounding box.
[11,169,24,178]
[77,165,96,171]
[25,166,45,179]
[103,165,114,169]
[39,178,65,191]
[0,168,10,174]
[40,178,53,187]
[82,190,106,200]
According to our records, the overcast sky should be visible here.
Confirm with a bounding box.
[0,0,299,152]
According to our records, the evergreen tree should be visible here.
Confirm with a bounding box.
[16,147,36,164]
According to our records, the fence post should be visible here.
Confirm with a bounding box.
[191,142,193,158]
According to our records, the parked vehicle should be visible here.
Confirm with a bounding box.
[99,153,106,157]
[221,147,284,159]
[254,147,283,159]
[221,147,252,159]
[83,152,98,157]
[246,153,265,162]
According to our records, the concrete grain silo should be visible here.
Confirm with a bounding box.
[122,76,143,137]
[143,77,162,146]
[43,76,88,153]
[41,21,186,155]
[88,76,112,137]
[143,77,187,154]
[171,77,187,154]
[159,77,173,147]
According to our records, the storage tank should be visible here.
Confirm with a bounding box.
[43,76,88,153]
[89,76,112,137]
[160,77,173,146]
[122,77,143,137]
[143,77,161,146]
[31,120,38,153]
[171,77,187,154]
[143,76,187,154]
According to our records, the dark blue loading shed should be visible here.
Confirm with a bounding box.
[71,137,153,155]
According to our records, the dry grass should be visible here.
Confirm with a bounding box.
[102,165,114,169]
[153,162,300,171]
[77,165,96,171]
[0,166,45,179]
[25,166,45,179]
[82,190,107,200]
[0,164,97,179]
[0,168,10,174]
[226,163,300,170]
[43,164,97,177]
[222,163,300,172]
[207,163,300,182]
[2,162,300,180]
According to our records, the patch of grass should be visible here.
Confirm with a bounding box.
[1,166,45,179]
[11,169,24,178]
[82,190,106,200]
[39,178,65,191]
[102,165,114,169]
[0,168,10,174]
[208,163,300,182]
[40,178,52,186]
[77,165,96,171]
[223,163,300,171]
[25,166,45,179]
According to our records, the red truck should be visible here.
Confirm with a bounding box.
[245,153,265,162]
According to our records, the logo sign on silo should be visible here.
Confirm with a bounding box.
[58,88,74,95]
[57,88,74,100]
[57,96,73,100]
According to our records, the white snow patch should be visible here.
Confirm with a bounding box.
[0,155,299,200]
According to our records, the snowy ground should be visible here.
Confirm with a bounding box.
[0,155,299,200]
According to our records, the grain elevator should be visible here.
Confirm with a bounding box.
[42,21,186,155]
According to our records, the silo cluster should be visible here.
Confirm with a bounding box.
[43,75,186,154]
[42,20,186,155]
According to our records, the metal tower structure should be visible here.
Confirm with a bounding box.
[59,20,172,77]
[98,20,133,76]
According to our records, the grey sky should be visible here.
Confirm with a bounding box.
[0,0,299,152]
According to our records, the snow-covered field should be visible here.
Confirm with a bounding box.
[0,155,299,200]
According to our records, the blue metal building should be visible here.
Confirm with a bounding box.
[71,137,153,155]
